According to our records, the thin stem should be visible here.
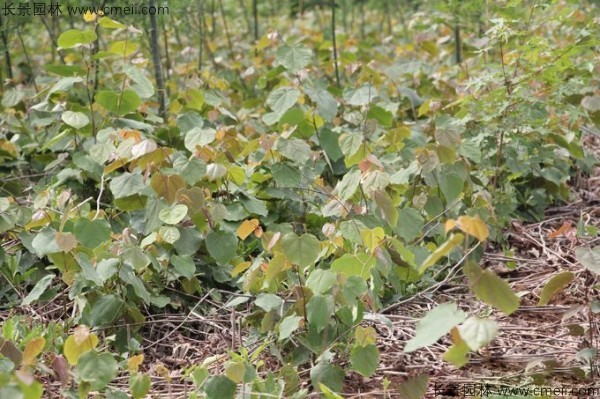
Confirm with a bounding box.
[331,0,341,88]
[149,0,166,119]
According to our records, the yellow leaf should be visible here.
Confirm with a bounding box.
[360,227,385,253]
[418,99,431,117]
[22,337,45,366]
[231,261,251,277]
[444,219,457,233]
[256,35,270,51]
[128,354,144,373]
[237,219,260,240]
[456,216,489,241]
[63,332,99,365]
[83,11,96,22]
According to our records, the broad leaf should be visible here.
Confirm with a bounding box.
[575,246,600,275]
[90,295,123,327]
[22,275,53,306]
[205,230,238,264]
[330,253,376,280]
[310,362,344,393]
[404,303,466,353]
[350,344,379,377]
[538,271,574,306]
[77,352,118,390]
[306,295,334,332]
[276,44,312,72]
[458,317,498,351]
[463,261,520,315]
[281,233,320,267]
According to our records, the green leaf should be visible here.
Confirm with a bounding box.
[173,157,207,185]
[61,111,89,129]
[266,87,300,122]
[272,163,301,186]
[90,295,123,327]
[306,295,334,332]
[204,376,236,399]
[159,204,188,225]
[21,275,53,306]
[330,253,376,280]
[130,373,151,399]
[343,85,376,106]
[463,261,520,315]
[96,90,141,115]
[395,208,424,241]
[319,128,344,161]
[350,344,379,377]
[458,317,498,351]
[98,16,126,29]
[77,352,118,390]
[438,171,464,203]
[339,132,363,158]
[443,340,470,368]
[184,127,217,151]
[278,315,302,341]
[110,173,145,199]
[575,246,600,275]
[305,87,338,122]
[74,218,111,248]
[31,229,61,256]
[281,233,320,267]
[76,253,104,286]
[171,255,196,279]
[125,66,154,99]
[255,294,283,312]
[57,29,97,48]
[310,362,344,393]
[119,265,152,304]
[305,269,337,295]
[404,303,466,353]
[276,44,312,73]
[335,168,361,200]
[538,271,574,306]
[372,190,398,227]
[367,105,393,127]
[398,374,429,399]
[205,230,238,264]
[108,41,138,56]
[277,138,312,164]
[159,226,180,244]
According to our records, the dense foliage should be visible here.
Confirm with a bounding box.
[0,0,599,397]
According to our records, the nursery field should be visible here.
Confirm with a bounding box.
[0,0,599,398]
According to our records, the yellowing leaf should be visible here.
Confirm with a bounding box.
[418,99,431,117]
[237,219,260,240]
[360,227,385,253]
[450,216,489,242]
[418,233,464,274]
[22,337,45,366]
[128,354,144,372]
[63,333,99,365]
[538,271,574,306]
[444,219,456,232]
[55,232,77,252]
[231,261,251,277]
